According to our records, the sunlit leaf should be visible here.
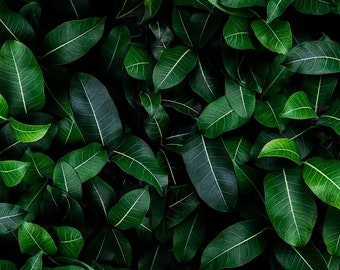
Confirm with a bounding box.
[0,160,30,187]
[10,117,50,143]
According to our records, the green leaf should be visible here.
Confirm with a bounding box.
[198,96,246,138]
[292,0,334,15]
[0,203,27,234]
[41,17,105,65]
[173,211,206,263]
[280,91,318,120]
[53,226,84,258]
[264,167,317,246]
[124,44,152,80]
[200,220,268,269]
[182,134,238,212]
[251,19,292,54]
[223,15,256,50]
[172,7,193,47]
[258,138,302,165]
[303,157,340,209]
[61,142,108,183]
[100,25,130,78]
[111,135,168,196]
[21,251,43,270]
[217,0,267,8]
[266,0,294,23]
[111,229,132,266]
[0,94,8,123]
[223,135,252,164]
[53,160,82,201]
[161,93,201,118]
[274,242,328,270]
[140,0,163,24]
[153,46,197,90]
[56,117,85,145]
[0,260,18,270]
[0,5,35,43]
[323,206,340,256]
[282,40,340,74]
[254,94,290,131]
[70,72,122,148]
[0,40,45,115]
[317,102,340,135]
[18,221,57,256]
[10,117,51,143]
[108,187,150,230]
[149,22,174,59]
[0,160,30,187]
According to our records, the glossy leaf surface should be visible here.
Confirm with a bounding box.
[0,160,30,187]
[0,203,27,234]
[10,117,50,143]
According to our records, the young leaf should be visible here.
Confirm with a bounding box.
[108,187,150,230]
[182,134,238,212]
[200,220,268,269]
[280,91,318,120]
[258,138,302,165]
[0,40,45,115]
[41,17,105,65]
[317,102,340,135]
[111,135,168,196]
[70,72,122,148]
[153,46,197,90]
[323,206,340,256]
[53,226,84,258]
[251,19,292,54]
[21,251,43,270]
[303,157,340,209]
[61,142,108,183]
[10,117,50,143]
[282,40,340,74]
[124,44,152,80]
[266,0,294,23]
[264,167,317,246]
[18,221,57,255]
[198,96,246,139]
[0,203,27,234]
[0,160,30,187]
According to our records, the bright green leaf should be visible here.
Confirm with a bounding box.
[0,160,30,187]
[10,117,50,143]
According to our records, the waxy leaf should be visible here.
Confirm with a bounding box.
[323,206,340,256]
[0,160,30,187]
[61,142,108,183]
[223,135,252,164]
[18,221,57,255]
[292,0,334,15]
[111,135,168,195]
[140,0,163,24]
[0,40,45,115]
[172,8,193,47]
[108,187,150,230]
[317,102,340,135]
[223,15,256,50]
[53,226,84,258]
[217,0,267,8]
[21,251,43,270]
[264,167,317,246]
[303,157,340,209]
[70,72,122,148]
[282,40,340,74]
[42,17,105,65]
[182,134,238,212]
[200,220,268,269]
[0,261,17,269]
[10,117,50,143]
[258,138,302,165]
[161,93,201,118]
[280,91,318,120]
[0,95,8,124]
[198,96,246,138]
[124,44,152,80]
[0,203,27,234]
[153,46,197,90]
[251,19,292,54]
[111,229,132,266]
[267,0,294,23]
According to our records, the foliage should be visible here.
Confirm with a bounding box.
[0,0,340,269]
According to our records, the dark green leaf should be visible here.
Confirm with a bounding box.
[223,135,252,164]
[140,0,163,24]
[124,44,152,80]
[292,0,334,15]
[150,22,174,59]
[172,7,193,47]
[21,251,43,270]
[0,94,8,123]
[323,206,340,256]
[217,0,267,8]
[111,229,132,266]
[317,102,340,135]
[10,117,50,143]
[53,226,84,258]
[0,260,17,270]
[161,93,201,118]
[0,203,27,234]
[266,0,294,23]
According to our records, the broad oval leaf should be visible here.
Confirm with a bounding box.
[317,102,340,135]
[323,206,340,256]
[41,17,105,65]
[153,46,197,90]
[140,0,163,24]
[0,40,45,115]
[21,251,43,270]
[251,19,292,54]
[10,117,51,143]
[282,40,340,74]
[108,187,150,230]
[258,138,302,165]
[124,44,152,80]
[111,135,168,196]
[264,167,317,246]
[18,221,57,255]
[223,15,256,50]
[200,220,268,269]
[0,160,30,187]
[198,96,246,139]
[280,91,318,120]
[182,134,238,212]
[267,0,294,23]
[61,142,108,183]
[0,203,28,234]
[53,226,84,258]
[303,157,340,209]
[70,72,122,148]
[292,0,334,15]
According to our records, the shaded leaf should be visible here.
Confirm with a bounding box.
[323,206,340,256]
[0,94,8,123]
[161,93,201,118]
[124,44,152,80]
[0,160,30,187]
[53,226,84,258]
[217,0,267,8]
[140,0,163,24]
[111,229,132,266]
[0,203,27,234]
[21,251,43,270]
[223,135,252,164]
[150,22,174,59]
[172,7,193,47]
[317,102,340,135]
[292,0,334,15]
[266,0,294,23]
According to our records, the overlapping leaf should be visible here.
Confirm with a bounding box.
[323,206,340,256]
[124,44,152,80]
[292,0,334,15]
[317,102,340,135]
[53,226,84,258]
[0,160,30,187]
[266,0,294,23]
[0,203,27,234]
